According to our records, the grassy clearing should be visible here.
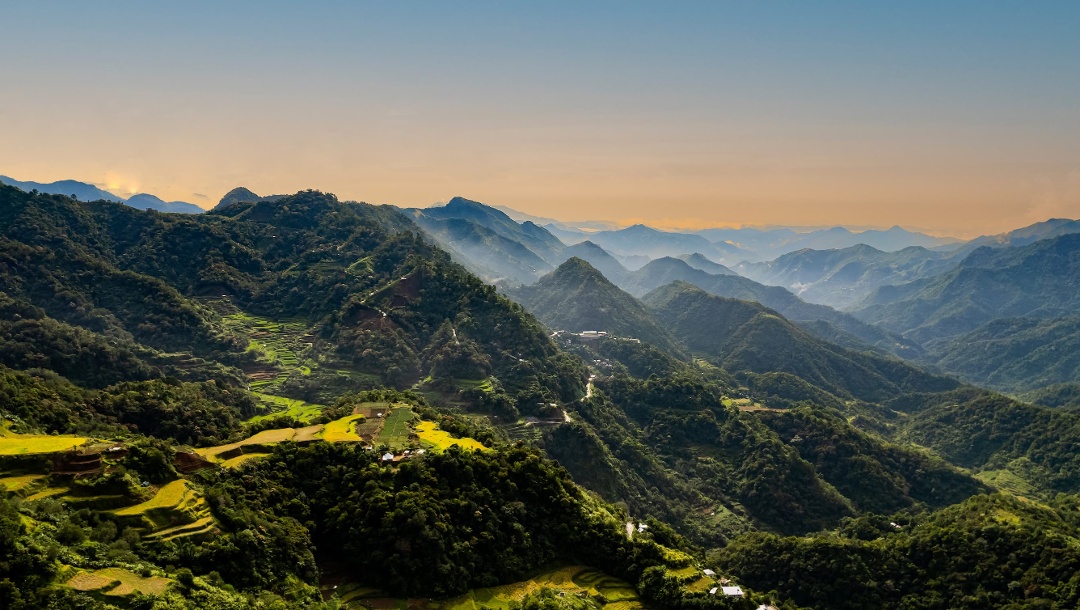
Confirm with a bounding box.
[415,421,487,452]
[0,434,89,455]
[67,567,171,597]
[977,468,1038,497]
[455,377,495,394]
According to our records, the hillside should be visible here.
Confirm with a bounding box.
[641,282,957,404]
[678,252,736,276]
[510,258,685,356]
[625,257,924,359]
[0,184,585,411]
[735,244,958,310]
[855,233,1080,344]
[925,316,1080,392]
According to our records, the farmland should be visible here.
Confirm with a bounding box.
[415,421,487,452]
[376,406,415,450]
[67,567,172,597]
[112,480,215,539]
[0,431,89,455]
[250,392,325,423]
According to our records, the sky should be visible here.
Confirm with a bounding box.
[1,2,1078,237]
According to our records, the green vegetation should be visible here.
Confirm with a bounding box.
[719,493,1080,610]
[249,392,324,423]
[5,183,1080,609]
[376,406,415,449]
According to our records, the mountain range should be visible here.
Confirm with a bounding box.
[5,182,1080,609]
[0,174,204,213]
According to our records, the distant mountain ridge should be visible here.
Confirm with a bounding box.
[641,281,958,404]
[509,257,685,355]
[0,174,204,213]
[736,244,961,310]
[621,256,924,359]
[854,232,1080,344]
[402,197,629,286]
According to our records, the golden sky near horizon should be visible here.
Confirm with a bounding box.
[2,3,1078,238]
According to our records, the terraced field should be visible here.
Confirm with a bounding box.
[195,427,303,462]
[250,392,326,424]
[358,565,643,608]
[67,567,172,597]
[0,473,46,495]
[112,480,216,540]
[0,432,89,455]
[504,421,542,443]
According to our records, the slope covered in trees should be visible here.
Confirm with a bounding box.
[510,258,686,356]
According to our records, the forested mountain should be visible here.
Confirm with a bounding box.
[509,258,685,356]
[641,282,957,404]
[956,217,1080,254]
[735,244,959,310]
[0,184,584,408]
[854,233,1080,344]
[925,316,1080,392]
[212,186,287,210]
[564,240,631,284]
[677,252,737,276]
[624,257,924,359]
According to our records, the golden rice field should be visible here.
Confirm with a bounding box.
[113,480,191,517]
[0,434,89,455]
[321,415,367,442]
[195,427,301,460]
[415,421,487,452]
[220,453,270,468]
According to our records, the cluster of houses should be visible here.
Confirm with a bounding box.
[376,448,425,463]
[703,568,744,598]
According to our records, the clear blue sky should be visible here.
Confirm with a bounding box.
[2,1,1078,235]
